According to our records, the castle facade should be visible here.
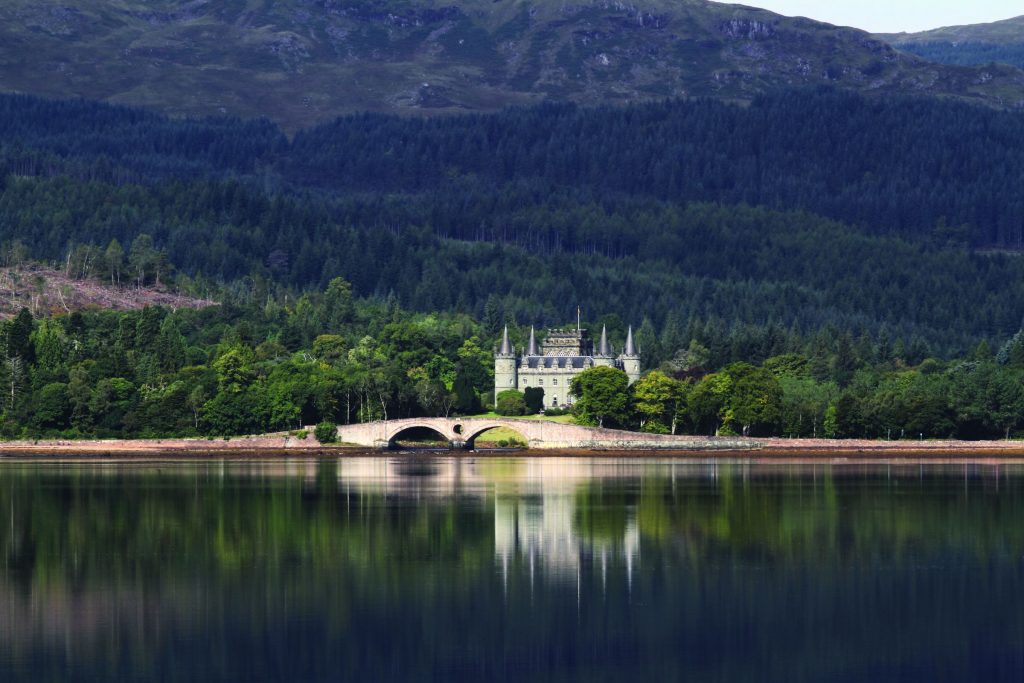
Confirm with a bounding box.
[494,325,641,408]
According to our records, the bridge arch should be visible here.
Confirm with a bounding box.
[465,423,531,449]
[387,424,454,450]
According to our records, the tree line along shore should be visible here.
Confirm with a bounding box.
[0,272,1021,446]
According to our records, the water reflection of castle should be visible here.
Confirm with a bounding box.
[493,493,639,586]
[326,457,642,583]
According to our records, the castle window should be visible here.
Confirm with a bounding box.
[539,379,544,386]
[553,379,558,385]
[553,396,558,406]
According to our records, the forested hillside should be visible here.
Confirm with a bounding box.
[4,91,1024,356]
[2,90,1024,438]
[288,90,1024,246]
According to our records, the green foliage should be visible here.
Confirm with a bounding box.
[214,346,256,393]
[778,375,837,438]
[6,308,34,362]
[495,390,528,417]
[156,315,187,373]
[523,386,545,415]
[721,363,783,437]
[322,277,354,331]
[632,370,685,434]
[453,371,481,415]
[314,421,338,444]
[34,383,69,429]
[688,372,733,436]
[571,366,631,429]
[312,335,347,364]
[32,319,68,381]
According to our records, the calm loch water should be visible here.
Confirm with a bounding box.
[1,456,1023,682]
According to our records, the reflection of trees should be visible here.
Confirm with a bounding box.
[0,461,495,587]
[629,465,1024,564]
[573,486,632,544]
[1,461,1024,681]
[4,462,1024,583]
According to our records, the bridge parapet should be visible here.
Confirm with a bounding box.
[335,418,760,451]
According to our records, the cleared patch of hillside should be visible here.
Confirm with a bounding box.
[0,266,215,318]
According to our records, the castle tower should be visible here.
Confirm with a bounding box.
[620,325,641,383]
[593,325,615,368]
[494,325,518,403]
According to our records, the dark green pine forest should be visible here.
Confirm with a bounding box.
[895,41,1024,70]
[4,89,1024,440]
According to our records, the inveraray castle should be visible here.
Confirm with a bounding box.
[494,325,641,407]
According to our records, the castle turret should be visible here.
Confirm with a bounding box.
[593,325,615,367]
[494,325,518,402]
[527,326,539,356]
[620,325,641,383]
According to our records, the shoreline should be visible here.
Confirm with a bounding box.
[2,435,1024,461]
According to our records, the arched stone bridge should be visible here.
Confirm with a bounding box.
[335,417,760,451]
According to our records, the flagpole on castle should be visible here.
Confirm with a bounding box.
[577,306,581,333]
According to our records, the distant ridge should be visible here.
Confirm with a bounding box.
[876,15,1024,46]
[1,0,1023,130]
[876,15,1024,70]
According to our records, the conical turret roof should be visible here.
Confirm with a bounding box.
[625,325,637,356]
[527,326,538,356]
[598,325,611,357]
[499,325,513,355]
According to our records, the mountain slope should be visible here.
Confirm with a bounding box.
[877,16,1024,70]
[878,16,1024,46]
[3,0,1024,130]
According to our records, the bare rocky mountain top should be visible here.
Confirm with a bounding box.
[0,266,215,318]
[1,0,1023,131]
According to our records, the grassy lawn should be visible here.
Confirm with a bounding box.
[465,412,576,445]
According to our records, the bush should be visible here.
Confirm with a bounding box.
[453,373,482,414]
[495,390,528,416]
[523,386,545,414]
[315,421,338,443]
[544,407,567,416]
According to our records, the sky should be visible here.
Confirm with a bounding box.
[741,1,1020,33]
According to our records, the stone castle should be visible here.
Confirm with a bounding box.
[494,325,641,407]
